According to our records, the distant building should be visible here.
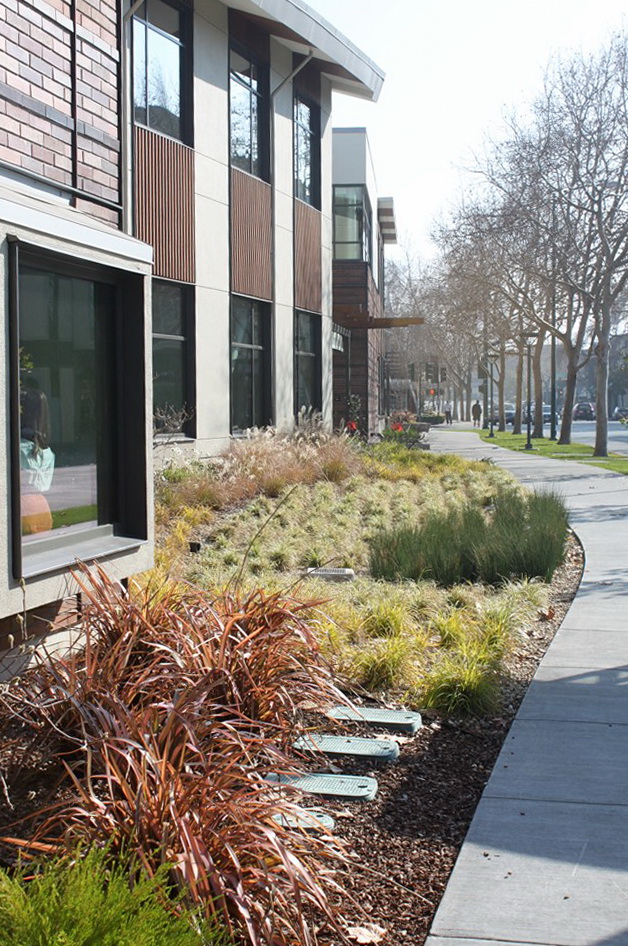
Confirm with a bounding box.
[331,128,397,435]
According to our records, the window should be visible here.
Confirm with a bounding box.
[230,297,271,431]
[294,95,320,207]
[295,311,321,414]
[230,47,268,178]
[333,186,372,263]
[10,245,148,577]
[152,281,194,434]
[133,0,189,141]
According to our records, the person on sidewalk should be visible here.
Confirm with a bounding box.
[471,400,482,428]
[444,400,453,425]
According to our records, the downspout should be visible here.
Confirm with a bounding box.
[120,0,145,234]
[269,49,314,426]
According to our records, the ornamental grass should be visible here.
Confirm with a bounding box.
[0,564,351,946]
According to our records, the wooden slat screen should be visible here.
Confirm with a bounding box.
[134,127,195,282]
[230,169,272,300]
[294,200,322,313]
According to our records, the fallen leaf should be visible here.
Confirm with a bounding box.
[347,923,387,943]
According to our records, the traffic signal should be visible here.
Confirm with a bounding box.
[440,366,447,381]
[425,362,437,382]
[429,387,435,396]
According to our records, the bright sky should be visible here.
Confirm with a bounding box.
[307,0,628,260]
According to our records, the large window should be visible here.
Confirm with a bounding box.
[133,0,189,141]
[230,47,268,179]
[333,186,372,263]
[152,280,194,434]
[295,311,321,414]
[294,95,320,207]
[230,297,271,431]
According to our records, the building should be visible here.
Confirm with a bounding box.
[0,0,383,640]
[330,127,398,435]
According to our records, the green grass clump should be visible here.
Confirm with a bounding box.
[369,488,568,586]
[0,848,224,946]
[418,649,501,717]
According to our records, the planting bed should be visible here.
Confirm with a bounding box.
[0,534,582,946]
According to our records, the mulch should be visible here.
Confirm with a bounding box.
[0,533,584,946]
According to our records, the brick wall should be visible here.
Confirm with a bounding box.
[0,0,120,225]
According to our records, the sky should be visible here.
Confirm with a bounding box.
[307,0,628,260]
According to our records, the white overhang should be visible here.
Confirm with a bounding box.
[378,197,397,244]
[0,184,153,269]
[224,0,384,101]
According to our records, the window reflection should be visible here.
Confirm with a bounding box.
[230,298,269,431]
[19,267,114,543]
[230,48,267,178]
[133,0,184,141]
[294,95,319,206]
[295,311,320,413]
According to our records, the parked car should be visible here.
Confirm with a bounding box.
[573,401,595,420]
[612,406,628,420]
[490,402,516,424]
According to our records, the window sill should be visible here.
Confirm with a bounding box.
[21,525,146,579]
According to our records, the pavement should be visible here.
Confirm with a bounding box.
[425,424,628,946]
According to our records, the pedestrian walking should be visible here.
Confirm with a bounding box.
[471,400,482,428]
[444,400,453,425]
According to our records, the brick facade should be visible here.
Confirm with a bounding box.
[0,0,120,224]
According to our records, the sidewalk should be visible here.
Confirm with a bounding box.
[425,426,628,946]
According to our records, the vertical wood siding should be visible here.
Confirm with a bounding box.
[230,169,272,300]
[134,127,195,282]
[294,200,322,313]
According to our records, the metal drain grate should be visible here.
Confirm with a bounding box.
[272,807,335,832]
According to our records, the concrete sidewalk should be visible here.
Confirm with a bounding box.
[425,426,628,946]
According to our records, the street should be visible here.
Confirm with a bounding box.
[562,419,628,456]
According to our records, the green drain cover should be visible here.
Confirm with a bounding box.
[327,705,422,734]
[294,733,399,761]
[272,808,335,832]
[266,772,378,800]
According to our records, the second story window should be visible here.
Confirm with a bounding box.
[133,0,188,141]
[333,186,372,264]
[230,48,268,179]
[294,95,320,208]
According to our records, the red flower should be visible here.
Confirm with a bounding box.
[391,423,404,432]
[346,420,358,432]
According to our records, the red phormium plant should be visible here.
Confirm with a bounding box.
[0,564,352,946]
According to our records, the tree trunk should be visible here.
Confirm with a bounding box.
[513,345,524,435]
[532,333,546,438]
[558,351,578,444]
[594,305,611,457]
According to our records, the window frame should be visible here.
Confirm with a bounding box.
[229,42,270,181]
[293,92,321,209]
[8,239,148,580]
[333,185,373,265]
[152,279,196,438]
[294,309,321,416]
[229,296,272,433]
[132,0,193,144]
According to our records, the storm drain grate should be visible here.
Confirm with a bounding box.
[272,807,335,832]
[294,733,399,761]
[327,705,422,734]
[266,772,378,800]
[304,567,355,582]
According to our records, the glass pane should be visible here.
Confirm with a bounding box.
[231,51,253,87]
[19,268,114,543]
[295,123,312,202]
[232,298,252,345]
[147,26,181,139]
[153,281,183,336]
[250,92,259,176]
[296,353,317,413]
[133,19,147,125]
[153,337,185,418]
[230,76,252,173]
[231,346,253,430]
[251,347,265,426]
[297,312,316,353]
[334,243,362,260]
[148,0,180,38]
[295,99,311,130]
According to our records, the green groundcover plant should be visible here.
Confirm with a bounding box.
[369,487,569,586]
[0,847,227,946]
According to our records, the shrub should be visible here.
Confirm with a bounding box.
[418,650,501,717]
[0,847,224,946]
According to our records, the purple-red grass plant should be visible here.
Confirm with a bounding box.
[0,564,352,945]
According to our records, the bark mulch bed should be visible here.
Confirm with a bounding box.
[0,534,583,946]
